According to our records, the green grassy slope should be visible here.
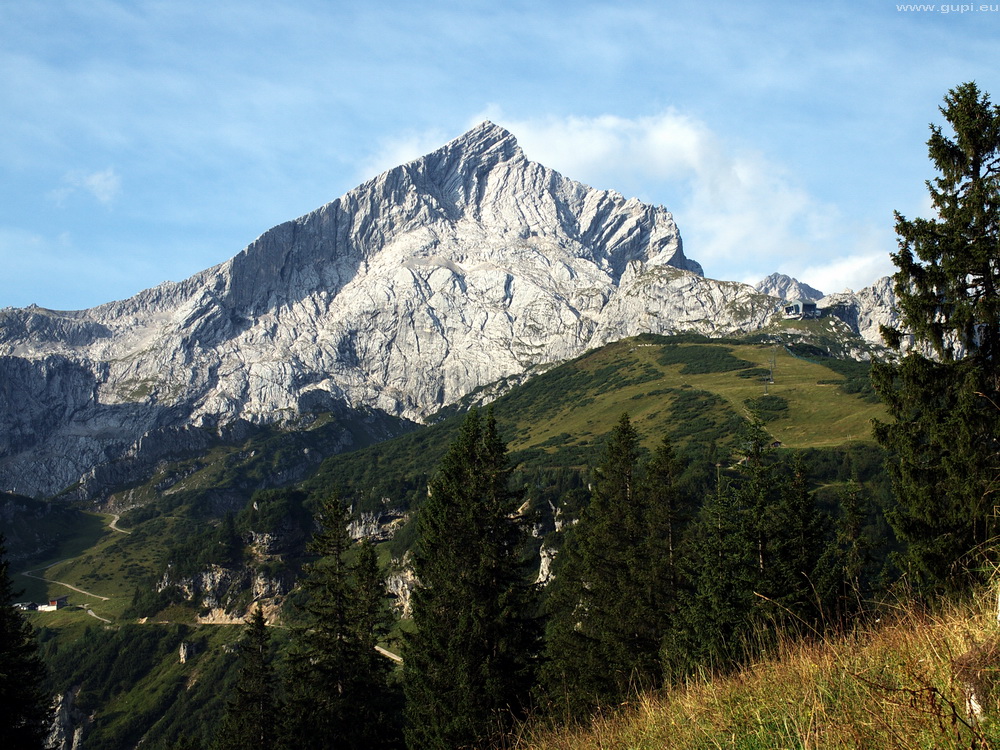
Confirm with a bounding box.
[499,334,885,456]
[312,334,886,512]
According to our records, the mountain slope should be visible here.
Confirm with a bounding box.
[0,122,782,498]
[306,334,887,519]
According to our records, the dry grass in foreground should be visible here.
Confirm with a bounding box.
[514,592,1000,749]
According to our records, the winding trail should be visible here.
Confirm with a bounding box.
[86,608,112,623]
[21,564,110,601]
[17,512,130,608]
[107,514,131,534]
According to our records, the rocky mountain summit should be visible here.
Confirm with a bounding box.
[755,273,824,302]
[0,121,893,499]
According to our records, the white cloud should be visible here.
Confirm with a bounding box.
[81,167,122,204]
[796,252,896,297]
[50,167,122,206]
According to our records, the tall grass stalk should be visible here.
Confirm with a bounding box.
[513,590,1000,749]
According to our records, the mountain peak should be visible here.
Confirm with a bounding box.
[0,119,717,496]
[429,120,521,165]
[465,119,515,142]
[756,273,823,301]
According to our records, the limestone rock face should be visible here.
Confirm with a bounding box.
[0,122,790,497]
[47,688,85,750]
[820,276,899,349]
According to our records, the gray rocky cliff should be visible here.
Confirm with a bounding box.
[820,276,899,349]
[0,121,799,497]
[156,562,291,623]
[47,687,85,750]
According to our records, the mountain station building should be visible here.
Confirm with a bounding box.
[783,298,820,319]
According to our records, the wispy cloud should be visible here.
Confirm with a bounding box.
[50,167,122,207]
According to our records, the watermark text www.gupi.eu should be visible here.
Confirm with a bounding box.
[897,3,1000,11]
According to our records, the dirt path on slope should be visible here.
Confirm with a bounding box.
[20,565,110,601]
[18,512,129,605]
[85,608,112,623]
[107,514,131,534]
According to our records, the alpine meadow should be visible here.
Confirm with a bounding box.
[4,81,1000,750]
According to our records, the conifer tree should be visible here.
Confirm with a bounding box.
[0,535,52,749]
[349,538,400,738]
[214,606,278,750]
[674,421,826,672]
[644,437,700,681]
[873,82,1000,593]
[540,415,688,718]
[403,408,538,750]
[814,478,877,627]
[644,437,689,609]
[678,463,759,671]
[757,456,826,629]
[283,495,395,749]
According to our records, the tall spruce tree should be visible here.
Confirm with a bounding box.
[643,436,695,650]
[539,415,692,718]
[757,456,826,629]
[283,495,395,749]
[538,414,645,718]
[873,82,1000,593]
[674,421,826,672]
[403,408,538,750]
[677,456,760,672]
[0,535,53,749]
[814,478,878,628]
[214,606,278,750]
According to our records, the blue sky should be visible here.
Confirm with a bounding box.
[1,0,997,310]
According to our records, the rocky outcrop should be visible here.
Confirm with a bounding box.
[820,276,899,349]
[47,688,85,750]
[386,555,417,618]
[157,563,291,621]
[536,544,556,585]
[348,509,409,542]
